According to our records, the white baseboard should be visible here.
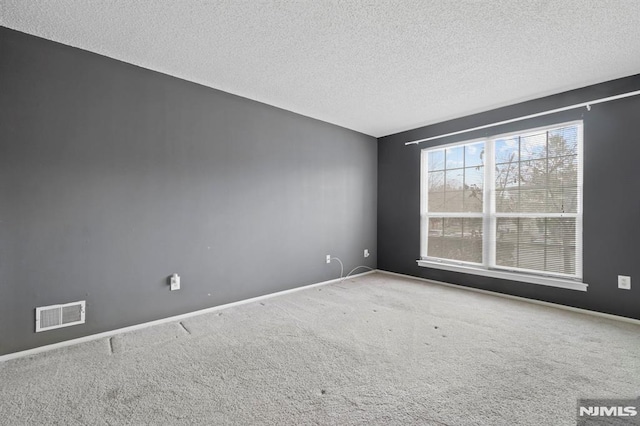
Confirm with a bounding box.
[6,268,634,363]
[0,270,376,363]
[376,269,640,326]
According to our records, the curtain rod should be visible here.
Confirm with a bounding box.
[405,89,640,146]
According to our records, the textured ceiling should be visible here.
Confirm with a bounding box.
[2,1,640,137]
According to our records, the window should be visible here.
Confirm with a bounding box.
[419,121,584,290]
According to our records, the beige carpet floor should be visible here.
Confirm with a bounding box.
[0,272,638,425]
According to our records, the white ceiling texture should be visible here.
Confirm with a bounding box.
[2,0,640,137]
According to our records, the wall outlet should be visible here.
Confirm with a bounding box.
[364,249,370,258]
[618,275,631,290]
[170,273,181,291]
[326,255,331,264]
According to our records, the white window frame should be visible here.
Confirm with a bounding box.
[418,121,587,292]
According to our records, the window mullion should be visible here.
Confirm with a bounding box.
[484,139,496,268]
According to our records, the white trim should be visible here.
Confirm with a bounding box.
[421,136,487,153]
[416,259,587,291]
[488,263,579,281]
[425,212,485,218]
[492,212,579,219]
[0,271,375,363]
[404,89,640,145]
[576,123,584,279]
[484,119,583,144]
[420,149,429,259]
[377,270,640,325]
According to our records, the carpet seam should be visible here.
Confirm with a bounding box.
[179,322,191,335]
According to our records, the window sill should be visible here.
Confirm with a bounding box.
[416,260,588,292]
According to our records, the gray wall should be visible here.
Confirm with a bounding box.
[378,74,640,320]
[0,27,377,356]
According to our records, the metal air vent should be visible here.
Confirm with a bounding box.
[35,301,86,332]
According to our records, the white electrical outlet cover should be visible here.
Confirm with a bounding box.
[618,275,631,290]
[170,274,181,291]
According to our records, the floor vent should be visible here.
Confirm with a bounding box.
[35,301,86,332]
